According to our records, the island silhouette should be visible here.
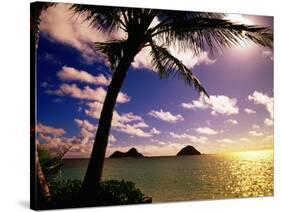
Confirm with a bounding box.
[176,145,201,156]
[109,145,201,158]
[110,148,144,158]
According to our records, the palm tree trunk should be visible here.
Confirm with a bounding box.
[36,146,51,201]
[80,45,139,199]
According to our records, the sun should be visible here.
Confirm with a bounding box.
[225,14,253,25]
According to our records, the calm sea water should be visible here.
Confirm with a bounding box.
[55,150,273,202]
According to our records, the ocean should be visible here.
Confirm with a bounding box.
[55,150,273,202]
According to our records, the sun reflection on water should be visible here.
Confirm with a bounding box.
[219,150,273,198]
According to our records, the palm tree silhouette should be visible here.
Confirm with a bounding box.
[70,5,273,197]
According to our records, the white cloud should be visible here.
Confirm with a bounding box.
[150,128,161,135]
[264,118,273,126]
[196,127,218,135]
[85,101,153,137]
[261,50,273,61]
[37,123,79,153]
[248,91,274,128]
[169,132,208,144]
[47,83,130,103]
[225,14,253,25]
[181,99,208,110]
[36,123,66,136]
[37,120,115,158]
[39,4,124,62]
[74,118,96,131]
[216,138,235,143]
[75,118,119,145]
[39,133,62,144]
[85,101,104,119]
[181,95,239,116]
[57,66,110,85]
[244,108,256,114]
[252,124,260,129]
[133,45,216,70]
[248,91,273,119]
[74,118,96,145]
[109,135,116,143]
[169,132,189,139]
[240,137,249,142]
[114,124,153,138]
[148,109,184,123]
[225,119,238,125]
[249,130,264,137]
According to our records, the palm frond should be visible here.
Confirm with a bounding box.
[149,42,209,97]
[151,17,273,54]
[70,4,125,32]
[95,40,128,70]
[31,2,56,45]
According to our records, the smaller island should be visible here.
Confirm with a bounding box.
[110,148,144,158]
[176,145,201,156]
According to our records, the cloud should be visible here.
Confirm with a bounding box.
[248,91,273,127]
[39,4,124,62]
[261,50,273,61]
[196,127,218,135]
[57,66,110,85]
[74,118,96,131]
[85,101,104,119]
[47,83,130,103]
[181,95,239,116]
[181,99,208,110]
[114,124,153,138]
[169,49,216,68]
[169,132,208,144]
[240,137,249,142]
[248,91,273,119]
[37,120,118,158]
[148,109,184,123]
[74,118,117,147]
[85,101,153,137]
[36,123,66,136]
[109,134,116,143]
[216,138,235,143]
[74,118,96,145]
[264,118,273,126]
[37,123,78,152]
[42,52,62,65]
[249,130,263,137]
[132,46,216,70]
[244,108,256,114]
[252,124,260,129]
[150,128,161,135]
[225,119,238,125]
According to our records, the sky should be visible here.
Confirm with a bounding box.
[35,3,274,158]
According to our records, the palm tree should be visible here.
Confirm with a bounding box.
[30,3,55,207]
[70,5,273,197]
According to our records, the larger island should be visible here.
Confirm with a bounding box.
[110,148,144,158]
[176,145,201,156]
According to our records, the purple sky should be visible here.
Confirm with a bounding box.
[36,3,273,158]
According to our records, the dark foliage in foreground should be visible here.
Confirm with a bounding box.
[37,179,145,209]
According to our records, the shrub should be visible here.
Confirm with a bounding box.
[96,180,145,205]
[41,179,145,209]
